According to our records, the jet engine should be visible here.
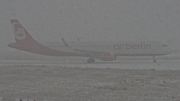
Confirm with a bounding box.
[99,52,116,61]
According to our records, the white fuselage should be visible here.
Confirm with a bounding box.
[41,40,173,56]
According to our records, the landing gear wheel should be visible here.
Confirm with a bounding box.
[87,58,95,63]
[153,56,156,63]
[153,59,156,63]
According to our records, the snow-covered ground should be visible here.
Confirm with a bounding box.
[0,56,180,70]
[0,59,180,101]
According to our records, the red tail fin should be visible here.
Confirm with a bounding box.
[9,19,77,56]
[10,19,37,45]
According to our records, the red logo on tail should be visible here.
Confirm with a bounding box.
[12,22,26,40]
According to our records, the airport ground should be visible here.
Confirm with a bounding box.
[0,60,180,101]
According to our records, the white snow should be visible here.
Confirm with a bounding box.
[0,59,180,101]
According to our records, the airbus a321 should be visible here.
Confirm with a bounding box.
[8,19,173,63]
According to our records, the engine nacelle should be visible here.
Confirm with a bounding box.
[99,52,116,61]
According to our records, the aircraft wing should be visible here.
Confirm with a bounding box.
[72,47,107,56]
[61,38,113,57]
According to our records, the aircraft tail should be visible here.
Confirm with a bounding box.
[9,19,43,53]
[8,19,78,56]
[10,19,37,45]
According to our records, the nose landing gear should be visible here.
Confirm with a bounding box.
[153,56,156,63]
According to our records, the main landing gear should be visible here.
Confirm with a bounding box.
[87,57,95,63]
[153,56,156,63]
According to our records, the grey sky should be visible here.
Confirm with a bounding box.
[0,0,180,51]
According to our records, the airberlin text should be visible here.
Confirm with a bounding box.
[114,43,151,50]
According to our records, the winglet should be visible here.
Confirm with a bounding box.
[61,38,69,47]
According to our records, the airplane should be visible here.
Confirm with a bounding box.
[8,19,174,63]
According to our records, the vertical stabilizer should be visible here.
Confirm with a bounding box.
[10,19,37,45]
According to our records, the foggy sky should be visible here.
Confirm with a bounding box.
[0,0,180,51]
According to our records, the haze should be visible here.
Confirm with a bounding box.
[0,0,180,52]
[1,1,180,100]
